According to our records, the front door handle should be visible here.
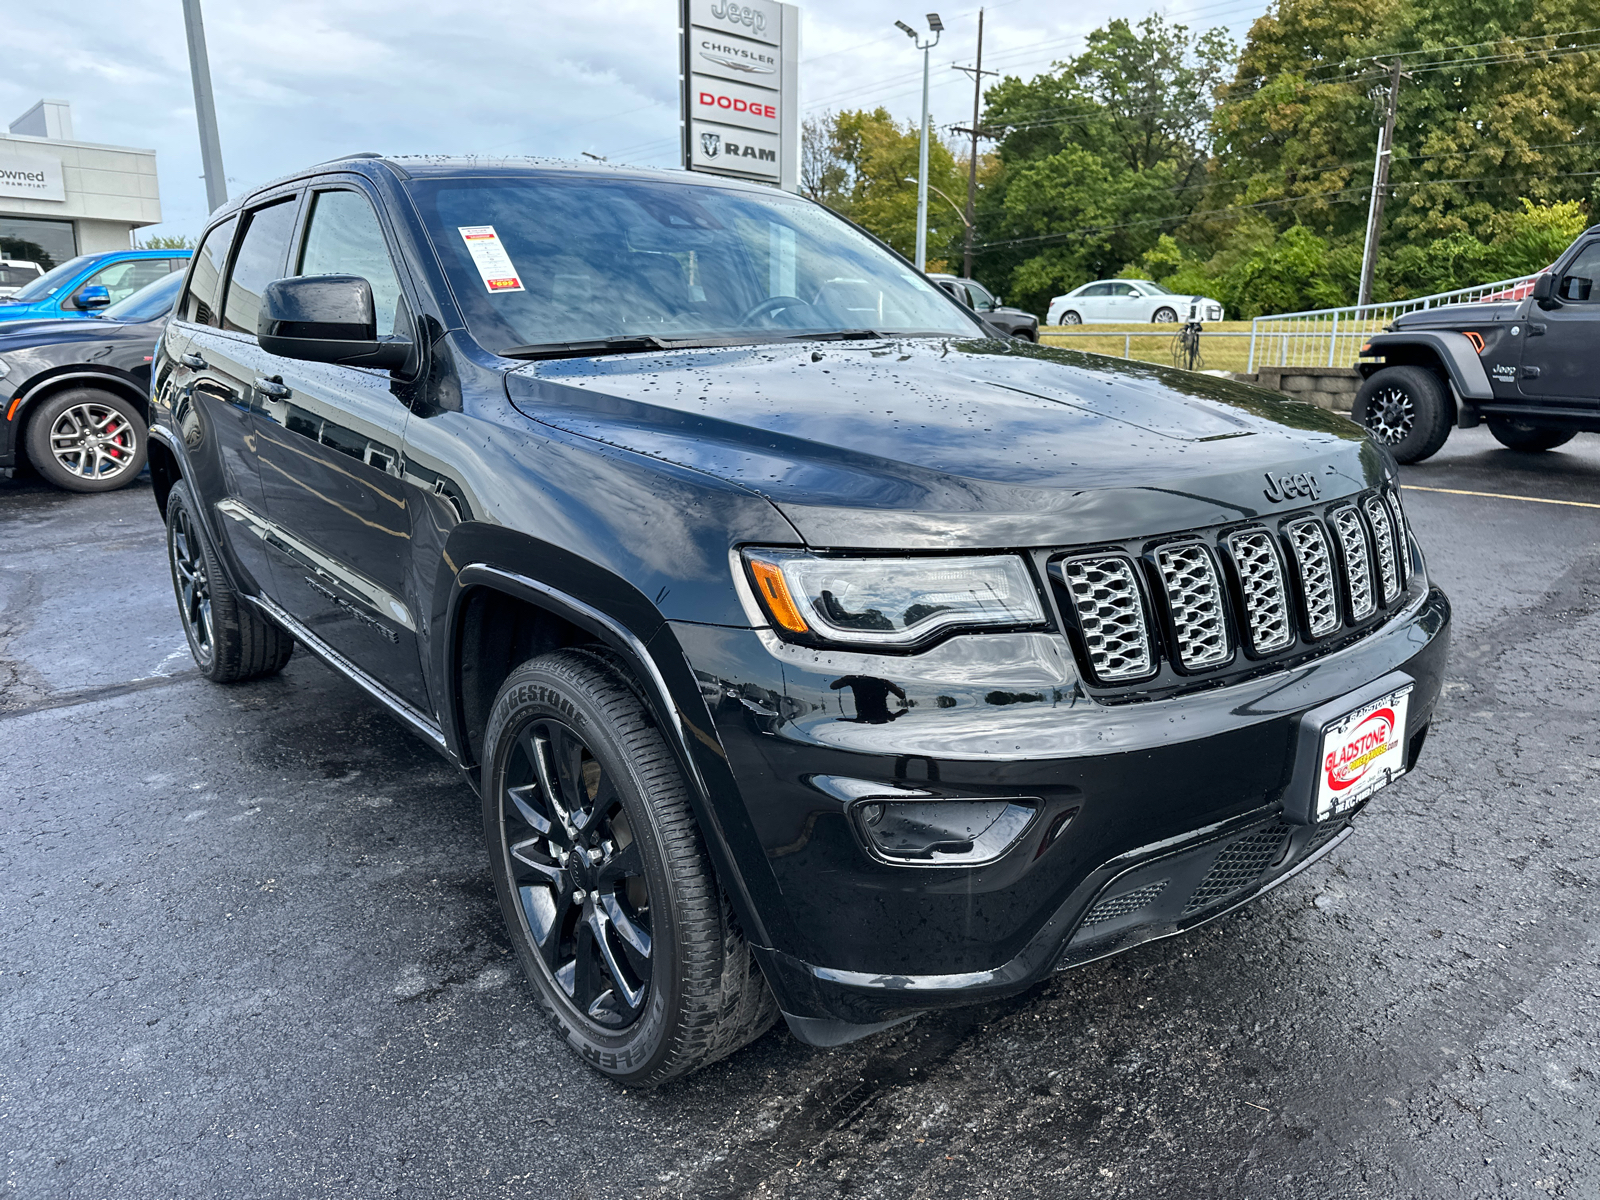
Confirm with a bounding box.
[180,353,207,369]
[254,376,291,399]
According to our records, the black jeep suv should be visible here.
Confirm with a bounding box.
[1355,225,1600,462]
[147,156,1450,1086]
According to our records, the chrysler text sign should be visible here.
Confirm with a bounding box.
[0,152,65,202]
[681,0,798,188]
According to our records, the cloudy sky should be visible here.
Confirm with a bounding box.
[1,0,1268,240]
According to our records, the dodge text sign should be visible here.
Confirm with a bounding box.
[681,0,798,188]
[0,152,65,203]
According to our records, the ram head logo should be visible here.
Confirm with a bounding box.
[700,132,722,159]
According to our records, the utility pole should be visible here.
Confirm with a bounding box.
[1357,57,1406,312]
[952,10,997,280]
[181,0,228,213]
[896,14,943,271]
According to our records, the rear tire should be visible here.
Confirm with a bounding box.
[25,388,147,493]
[1352,365,1454,464]
[483,648,777,1087]
[165,481,294,682]
[1487,417,1575,453]
[1061,310,1081,325]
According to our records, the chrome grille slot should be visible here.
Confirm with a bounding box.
[1285,519,1339,636]
[1061,556,1153,682]
[1362,495,1400,603]
[1331,506,1376,620]
[1228,529,1293,654]
[1155,544,1230,669]
[1385,489,1410,585]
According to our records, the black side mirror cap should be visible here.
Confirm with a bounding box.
[1531,272,1561,309]
[257,275,412,369]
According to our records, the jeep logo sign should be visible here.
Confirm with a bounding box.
[683,0,797,188]
[1263,470,1321,503]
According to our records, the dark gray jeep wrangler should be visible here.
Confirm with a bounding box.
[1355,225,1600,462]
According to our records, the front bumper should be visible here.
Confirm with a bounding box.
[671,583,1449,1039]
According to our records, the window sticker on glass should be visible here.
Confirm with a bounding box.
[457,226,525,293]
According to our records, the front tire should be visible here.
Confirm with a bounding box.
[1352,365,1454,464]
[1487,417,1575,453]
[1152,306,1179,323]
[25,388,147,493]
[165,481,294,682]
[483,648,777,1087]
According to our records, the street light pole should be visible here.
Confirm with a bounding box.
[180,0,228,214]
[896,14,942,271]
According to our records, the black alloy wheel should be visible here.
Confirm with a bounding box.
[24,388,148,493]
[500,714,656,1028]
[1152,306,1179,323]
[1487,417,1576,453]
[169,499,216,671]
[483,649,777,1086]
[164,481,294,682]
[1352,365,1453,464]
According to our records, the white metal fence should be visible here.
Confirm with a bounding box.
[1246,273,1540,372]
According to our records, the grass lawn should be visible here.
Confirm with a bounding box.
[1038,321,1367,374]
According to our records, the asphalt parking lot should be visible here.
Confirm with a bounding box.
[4,425,1599,1200]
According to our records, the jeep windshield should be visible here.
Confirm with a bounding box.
[406,173,983,357]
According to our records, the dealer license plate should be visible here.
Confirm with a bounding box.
[1315,685,1412,822]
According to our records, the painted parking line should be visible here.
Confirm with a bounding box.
[1403,484,1600,511]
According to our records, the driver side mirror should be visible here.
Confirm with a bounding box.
[257,275,412,369]
[937,280,972,308]
[1532,272,1561,309]
[72,284,111,311]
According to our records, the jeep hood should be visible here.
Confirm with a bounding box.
[1393,301,1522,329]
[506,337,1383,548]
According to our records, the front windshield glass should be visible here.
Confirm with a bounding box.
[102,269,184,322]
[407,174,983,354]
[1133,279,1172,294]
[7,255,92,302]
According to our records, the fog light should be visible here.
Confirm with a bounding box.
[849,797,1038,866]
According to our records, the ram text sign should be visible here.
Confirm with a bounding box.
[0,152,65,202]
[681,0,798,188]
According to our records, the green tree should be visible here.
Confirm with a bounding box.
[135,233,197,249]
[975,16,1236,314]
[801,108,964,266]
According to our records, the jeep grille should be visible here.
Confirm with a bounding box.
[1049,488,1413,695]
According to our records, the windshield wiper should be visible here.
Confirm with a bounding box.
[498,335,675,361]
[774,329,884,343]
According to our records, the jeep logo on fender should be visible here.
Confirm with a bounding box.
[1263,470,1321,502]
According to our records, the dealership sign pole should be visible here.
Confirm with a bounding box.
[681,0,800,191]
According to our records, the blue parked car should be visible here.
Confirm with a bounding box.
[0,248,192,324]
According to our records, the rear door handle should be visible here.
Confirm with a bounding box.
[180,353,207,369]
[254,375,291,399]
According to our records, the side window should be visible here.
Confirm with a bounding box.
[181,217,237,325]
[1558,242,1600,302]
[223,198,300,334]
[967,282,995,311]
[296,189,405,336]
[82,258,177,305]
[1110,283,1134,297]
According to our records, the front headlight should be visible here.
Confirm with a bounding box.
[742,550,1046,648]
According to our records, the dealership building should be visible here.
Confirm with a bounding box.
[0,100,162,271]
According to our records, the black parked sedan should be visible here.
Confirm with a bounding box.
[929,272,1039,340]
[146,157,1449,1086]
[0,270,182,491]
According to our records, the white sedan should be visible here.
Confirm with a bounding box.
[1046,279,1224,325]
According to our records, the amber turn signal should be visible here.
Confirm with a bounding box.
[747,559,810,633]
